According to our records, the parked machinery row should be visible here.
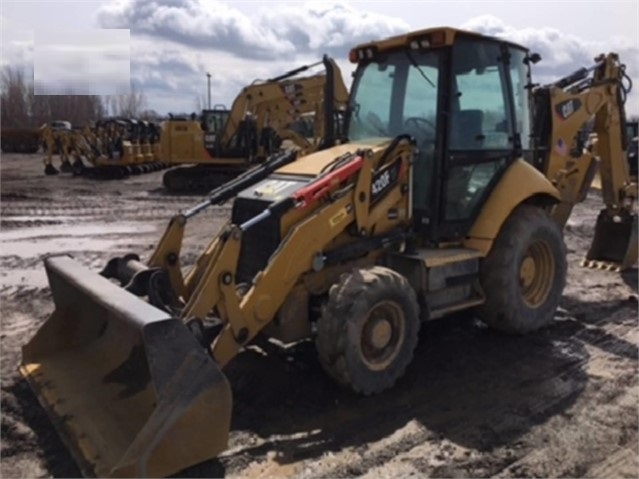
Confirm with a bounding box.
[43,118,168,179]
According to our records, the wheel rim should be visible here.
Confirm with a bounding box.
[519,239,555,308]
[360,300,405,371]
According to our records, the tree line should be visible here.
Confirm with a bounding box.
[1,66,160,129]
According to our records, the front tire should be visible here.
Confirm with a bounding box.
[315,266,420,395]
[476,204,567,334]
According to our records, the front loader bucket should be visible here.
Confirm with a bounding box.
[584,210,638,271]
[19,255,232,478]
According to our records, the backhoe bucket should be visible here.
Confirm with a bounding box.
[585,210,638,271]
[19,255,232,478]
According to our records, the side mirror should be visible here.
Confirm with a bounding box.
[524,53,542,65]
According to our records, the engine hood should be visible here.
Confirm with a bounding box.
[275,138,391,177]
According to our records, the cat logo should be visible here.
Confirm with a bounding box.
[555,99,582,120]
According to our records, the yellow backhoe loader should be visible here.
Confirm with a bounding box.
[160,55,349,191]
[20,27,637,478]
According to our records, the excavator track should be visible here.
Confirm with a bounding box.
[162,165,253,193]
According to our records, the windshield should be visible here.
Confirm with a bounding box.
[348,50,440,143]
[203,110,230,133]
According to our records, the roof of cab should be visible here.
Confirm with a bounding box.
[351,26,528,53]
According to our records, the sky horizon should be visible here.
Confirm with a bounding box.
[2,0,638,116]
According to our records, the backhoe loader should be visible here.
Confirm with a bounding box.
[20,27,637,478]
[160,55,348,191]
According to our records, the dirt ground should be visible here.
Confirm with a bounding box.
[1,152,637,478]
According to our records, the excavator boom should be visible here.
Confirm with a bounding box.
[160,55,348,191]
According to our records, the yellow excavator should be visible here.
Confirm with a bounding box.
[160,55,349,191]
[20,27,637,477]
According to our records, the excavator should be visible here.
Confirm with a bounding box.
[19,27,637,478]
[160,55,349,191]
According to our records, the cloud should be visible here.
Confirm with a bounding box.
[1,40,34,72]
[96,0,410,60]
[461,15,638,113]
[125,36,340,114]
[33,29,131,95]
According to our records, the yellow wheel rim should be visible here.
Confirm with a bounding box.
[360,301,405,371]
[520,239,555,308]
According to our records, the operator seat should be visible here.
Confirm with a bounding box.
[450,109,484,150]
[446,109,484,220]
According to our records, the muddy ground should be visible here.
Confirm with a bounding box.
[0,152,637,478]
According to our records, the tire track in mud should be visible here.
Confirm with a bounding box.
[217,302,637,479]
[354,312,636,478]
[1,203,232,226]
[586,445,639,478]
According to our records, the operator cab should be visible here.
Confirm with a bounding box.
[201,105,230,135]
[347,28,535,241]
[201,106,230,151]
[201,105,264,159]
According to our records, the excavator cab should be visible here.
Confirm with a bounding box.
[201,106,234,157]
[201,106,230,136]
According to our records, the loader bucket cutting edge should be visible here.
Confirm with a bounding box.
[19,255,232,478]
[586,210,638,271]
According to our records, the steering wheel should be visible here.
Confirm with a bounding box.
[365,111,389,136]
[404,117,436,148]
[404,117,436,133]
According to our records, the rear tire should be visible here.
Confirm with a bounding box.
[315,266,420,395]
[476,204,566,334]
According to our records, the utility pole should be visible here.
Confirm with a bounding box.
[206,72,211,109]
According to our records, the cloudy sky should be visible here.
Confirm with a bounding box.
[2,0,637,115]
[33,29,130,95]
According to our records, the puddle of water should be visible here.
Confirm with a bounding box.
[0,222,157,258]
[0,269,49,290]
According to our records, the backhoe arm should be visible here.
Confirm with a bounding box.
[537,53,637,269]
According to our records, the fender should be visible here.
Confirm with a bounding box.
[464,159,561,255]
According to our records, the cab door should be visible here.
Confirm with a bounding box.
[434,38,520,240]
[201,108,231,157]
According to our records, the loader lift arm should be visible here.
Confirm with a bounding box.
[178,138,413,366]
[104,136,414,360]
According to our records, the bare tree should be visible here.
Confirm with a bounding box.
[139,109,160,121]
[111,82,147,118]
[102,95,121,117]
[1,66,29,128]
[1,66,145,127]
